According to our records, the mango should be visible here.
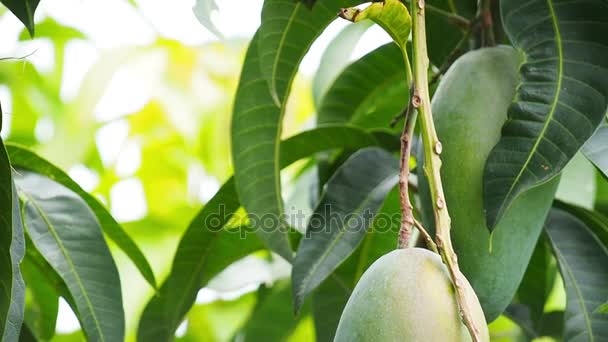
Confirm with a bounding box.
[418,46,559,321]
[334,248,489,342]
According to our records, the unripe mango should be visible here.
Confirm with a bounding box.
[334,248,489,342]
[418,46,559,321]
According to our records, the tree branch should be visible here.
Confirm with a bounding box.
[410,0,481,340]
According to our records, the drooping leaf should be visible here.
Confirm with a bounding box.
[517,237,556,322]
[237,281,306,341]
[0,0,40,37]
[139,125,381,341]
[22,250,58,341]
[312,20,372,107]
[484,0,608,229]
[258,0,360,104]
[292,147,398,312]
[545,208,608,340]
[505,306,564,339]
[6,144,157,289]
[193,0,222,38]
[312,187,400,342]
[317,43,408,129]
[0,140,25,342]
[15,171,124,342]
[583,119,608,178]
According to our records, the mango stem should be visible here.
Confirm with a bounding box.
[410,0,481,340]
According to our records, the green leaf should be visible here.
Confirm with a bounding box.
[0,140,25,342]
[517,237,556,323]
[597,303,608,314]
[556,153,597,209]
[583,119,608,178]
[484,0,608,229]
[258,0,359,105]
[312,20,372,107]
[237,281,305,341]
[312,187,400,342]
[231,33,293,260]
[22,251,58,341]
[340,0,411,49]
[292,147,398,312]
[317,43,408,129]
[18,323,37,342]
[15,171,124,342]
[545,208,608,340]
[193,0,222,38]
[6,144,158,289]
[139,125,381,341]
[0,0,40,37]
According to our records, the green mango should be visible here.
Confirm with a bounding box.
[334,248,489,342]
[418,46,559,321]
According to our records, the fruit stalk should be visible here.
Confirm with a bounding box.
[410,0,481,340]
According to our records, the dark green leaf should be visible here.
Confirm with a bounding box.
[292,148,398,312]
[7,144,157,289]
[485,0,608,229]
[15,171,124,342]
[583,119,608,178]
[18,323,37,342]
[317,43,408,129]
[505,306,564,339]
[139,125,381,341]
[237,281,305,341]
[22,255,58,340]
[517,237,556,323]
[312,20,372,107]
[545,208,608,340]
[0,0,40,36]
[312,187,400,342]
[0,140,25,342]
[258,0,359,104]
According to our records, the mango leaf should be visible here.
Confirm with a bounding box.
[258,0,360,104]
[517,237,556,322]
[340,0,411,49]
[18,323,36,342]
[139,125,381,341]
[237,281,306,341]
[583,119,608,178]
[6,144,157,289]
[15,171,124,342]
[597,303,608,314]
[317,43,408,129]
[484,0,608,229]
[22,250,58,340]
[545,208,608,340]
[193,0,222,38]
[0,0,39,37]
[0,141,25,342]
[312,187,400,342]
[312,20,372,107]
[292,147,398,312]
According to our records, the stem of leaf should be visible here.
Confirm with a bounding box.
[410,1,481,341]
[476,0,495,46]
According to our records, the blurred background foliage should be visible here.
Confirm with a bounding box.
[0,0,604,341]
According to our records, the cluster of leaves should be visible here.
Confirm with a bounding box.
[0,0,607,342]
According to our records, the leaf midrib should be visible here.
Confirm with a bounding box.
[298,173,398,300]
[20,191,106,342]
[498,0,564,222]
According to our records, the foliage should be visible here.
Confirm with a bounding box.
[0,0,607,341]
